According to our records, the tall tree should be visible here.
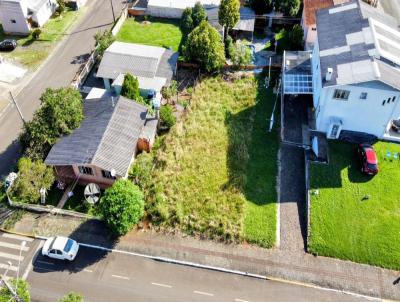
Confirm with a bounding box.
[98,179,145,236]
[291,24,304,49]
[20,87,83,160]
[218,0,240,41]
[180,7,194,36]
[276,0,301,17]
[184,21,226,72]
[249,0,273,15]
[121,73,140,100]
[192,1,207,27]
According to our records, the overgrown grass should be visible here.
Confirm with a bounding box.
[309,141,400,270]
[63,185,97,215]
[1,210,25,230]
[116,18,182,52]
[0,7,86,68]
[137,75,278,247]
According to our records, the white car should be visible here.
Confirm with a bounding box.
[42,236,79,261]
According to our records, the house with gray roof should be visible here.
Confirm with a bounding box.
[45,88,158,188]
[311,0,400,141]
[96,41,178,96]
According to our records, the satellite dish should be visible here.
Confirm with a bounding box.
[84,183,101,204]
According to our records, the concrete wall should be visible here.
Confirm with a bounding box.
[316,81,400,138]
[147,5,184,18]
[0,0,30,34]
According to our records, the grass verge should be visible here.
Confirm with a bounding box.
[309,141,400,270]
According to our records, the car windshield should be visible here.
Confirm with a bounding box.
[367,163,377,171]
[63,239,74,253]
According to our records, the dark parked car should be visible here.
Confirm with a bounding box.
[0,39,17,51]
[391,119,400,133]
[358,144,378,175]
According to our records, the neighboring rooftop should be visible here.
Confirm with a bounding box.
[303,0,333,26]
[147,0,220,9]
[97,41,178,84]
[207,6,255,33]
[45,89,148,177]
[316,0,400,90]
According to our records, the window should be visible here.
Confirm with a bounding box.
[333,89,350,100]
[393,96,397,103]
[382,100,386,106]
[102,170,116,179]
[78,166,93,175]
[10,19,16,24]
[312,27,317,31]
[360,92,368,100]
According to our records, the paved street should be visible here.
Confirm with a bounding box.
[21,242,370,302]
[0,0,125,177]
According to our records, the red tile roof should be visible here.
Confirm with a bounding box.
[303,0,334,26]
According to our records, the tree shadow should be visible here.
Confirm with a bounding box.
[31,219,118,274]
[0,139,21,178]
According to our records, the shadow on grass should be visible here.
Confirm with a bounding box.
[32,219,118,274]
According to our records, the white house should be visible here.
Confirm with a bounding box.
[311,0,400,142]
[147,0,220,19]
[0,0,58,35]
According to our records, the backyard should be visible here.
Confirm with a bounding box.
[115,17,182,52]
[138,74,279,247]
[0,7,86,68]
[309,141,400,270]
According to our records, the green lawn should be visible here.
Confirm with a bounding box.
[115,18,182,52]
[138,75,278,247]
[0,7,86,68]
[309,141,400,270]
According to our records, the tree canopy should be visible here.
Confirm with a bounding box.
[20,87,83,160]
[121,73,140,100]
[192,2,207,27]
[218,0,240,35]
[180,7,194,36]
[184,21,226,72]
[276,0,301,17]
[98,179,145,236]
[249,0,273,15]
[0,279,30,302]
[59,292,84,302]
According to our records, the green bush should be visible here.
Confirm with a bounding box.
[249,0,273,14]
[98,179,144,236]
[129,152,154,188]
[230,40,252,66]
[121,73,140,100]
[160,105,176,129]
[94,30,115,56]
[32,28,42,40]
[56,0,66,14]
[59,292,84,302]
[0,279,30,302]
[180,8,193,36]
[11,157,55,203]
[192,1,207,27]
[225,35,235,59]
[161,80,178,100]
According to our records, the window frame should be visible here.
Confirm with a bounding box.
[360,92,368,100]
[333,89,350,100]
[101,170,116,180]
[78,166,93,175]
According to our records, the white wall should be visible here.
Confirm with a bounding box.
[32,0,58,27]
[0,0,30,34]
[147,5,184,18]
[316,81,400,138]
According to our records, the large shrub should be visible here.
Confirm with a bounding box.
[94,30,115,56]
[19,87,83,160]
[160,105,176,129]
[11,157,54,203]
[98,179,144,236]
[59,292,84,302]
[192,1,207,28]
[0,279,30,302]
[230,40,252,66]
[249,0,273,14]
[121,73,140,100]
[276,0,301,17]
[180,7,194,36]
[184,21,226,72]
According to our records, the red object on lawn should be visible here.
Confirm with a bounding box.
[358,144,379,175]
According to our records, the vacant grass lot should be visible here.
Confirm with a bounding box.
[141,75,278,247]
[0,7,86,68]
[309,141,400,270]
[116,18,182,52]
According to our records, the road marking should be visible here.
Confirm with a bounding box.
[0,263,18,271]
[36,260,54,266]
[2,233,33,242]
[235,299,250,302]
[151,282,172,288]
[193,290,214,297]
[0,241,29,251]
[111,274,129,280]
[0,251,23,261]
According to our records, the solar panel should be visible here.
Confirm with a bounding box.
[283,73,313,94]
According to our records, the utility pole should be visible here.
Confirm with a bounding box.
[9,91,25,125]
[109,0,115,23]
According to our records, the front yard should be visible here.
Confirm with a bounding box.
[115,17,182,52]
[309,141,400,270]
[0,7,86,68]
[138,74,279,247]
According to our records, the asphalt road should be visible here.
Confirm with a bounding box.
[24,243,371,302]
[0,0,125,177]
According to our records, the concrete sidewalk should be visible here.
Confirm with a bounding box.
[11,214,400,301]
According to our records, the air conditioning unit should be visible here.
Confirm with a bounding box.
[327,118,343,139]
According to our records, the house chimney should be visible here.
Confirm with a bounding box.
[325,68,333,81]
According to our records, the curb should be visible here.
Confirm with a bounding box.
[0,228,394,301]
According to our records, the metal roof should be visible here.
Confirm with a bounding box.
[45,90,148,177]
[316,0,400,90]
[233,7,255,32]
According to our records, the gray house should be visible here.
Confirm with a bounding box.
[45,88,157,188]
[96,42,178,96]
